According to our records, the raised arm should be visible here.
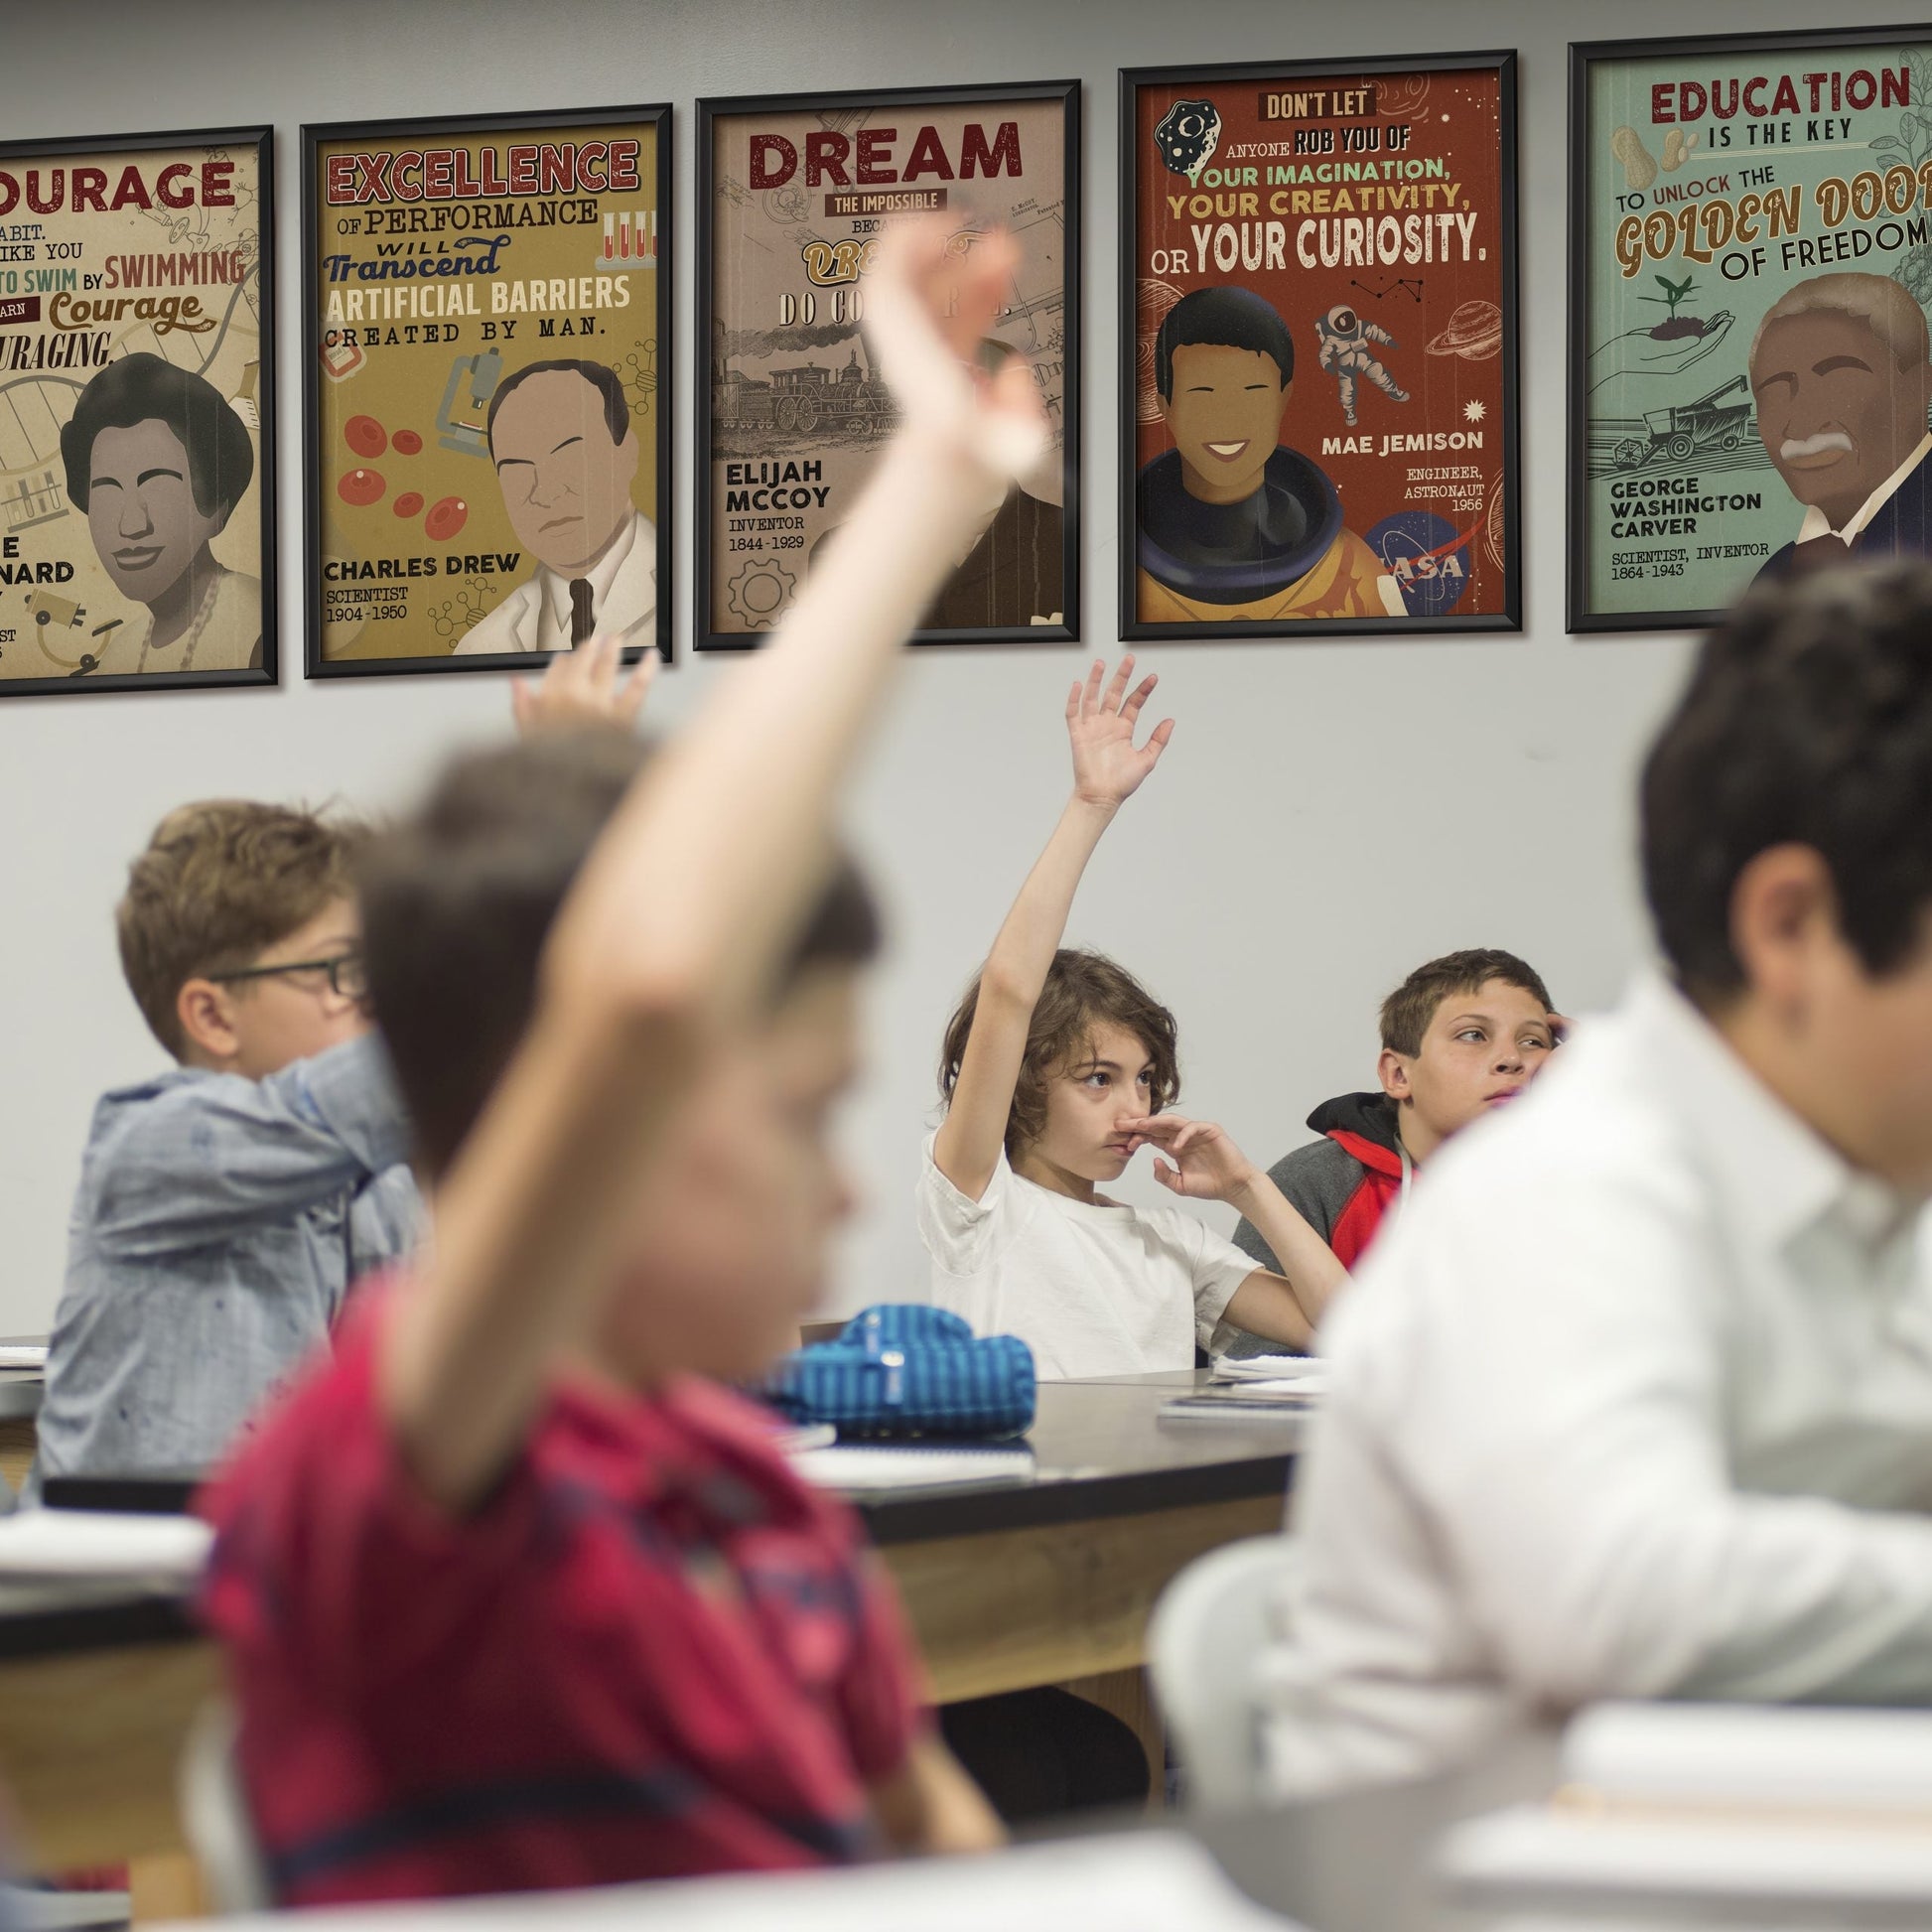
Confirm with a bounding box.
[932,658,1174,1200]
[510,629,656,737]
[381,220,1047,1511]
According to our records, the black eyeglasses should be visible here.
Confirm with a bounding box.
[207,954,369,1002]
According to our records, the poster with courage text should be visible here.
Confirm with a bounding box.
[0,128,271,698]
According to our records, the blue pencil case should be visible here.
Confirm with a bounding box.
[758,1304,1035,1441]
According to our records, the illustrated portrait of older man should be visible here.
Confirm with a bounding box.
[1750,272,1932,583]
[61,353,261,675]
[453,358,657,656]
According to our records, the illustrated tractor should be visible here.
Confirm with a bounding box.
[1613,374,1753,470]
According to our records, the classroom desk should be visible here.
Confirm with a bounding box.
[12,1372,1299,1880]
[43,1370,1302,1704]
[848,1371,1300,1701]
[1193,1736,1558,1932]
[0,1336,50,1495]
[143,1737,1560,1932]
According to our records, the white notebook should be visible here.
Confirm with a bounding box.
[1439,1703,1932,1922]
[190,1827,1305,1932]
[0,1508,211,1585]
[787,1444,1035,1490]
[1564,1701,1932,1812]
[1211,1352,1324,1386]
[0,1345,48,1370]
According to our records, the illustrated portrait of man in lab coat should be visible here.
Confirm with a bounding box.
[454,358,657,656]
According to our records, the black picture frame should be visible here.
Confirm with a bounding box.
[1568,27,1932,633]
[0,125,275,699]
[1119,54,1521,641]
[695,79,1080,651]
[301,103,672,679]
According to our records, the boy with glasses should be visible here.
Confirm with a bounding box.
[35,796,410,1486]
[37,645,650,1486]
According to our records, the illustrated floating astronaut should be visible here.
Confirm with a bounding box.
[1315,305,1410,426]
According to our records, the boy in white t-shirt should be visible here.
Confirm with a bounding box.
[918,657,1344,1379]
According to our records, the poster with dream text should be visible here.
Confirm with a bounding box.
[697,81,1078,650]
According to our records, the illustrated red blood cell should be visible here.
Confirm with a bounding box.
[338,468,385,505]
[393,491,424,518]
[391,429,423,456]
[345,415,387,459]
[425,495,469,541]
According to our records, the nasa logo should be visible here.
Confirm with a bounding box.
[1366,509,1472,619]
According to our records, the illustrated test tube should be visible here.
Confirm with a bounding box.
[603,213,615,262]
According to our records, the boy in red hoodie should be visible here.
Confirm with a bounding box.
[1224,951,1560,1353]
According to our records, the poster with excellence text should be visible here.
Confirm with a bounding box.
[304,106,669,677]
[1122,55,1518,639]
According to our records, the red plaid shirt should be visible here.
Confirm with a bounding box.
[198,1289,926,1907]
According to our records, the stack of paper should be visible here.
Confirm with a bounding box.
[1211,1353,1325,1390]
[0,1345,48,1370]
[0,1509,210,1587]
[1440,1703,1932,1925]
[787,1444,1035,1490]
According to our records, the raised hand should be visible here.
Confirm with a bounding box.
[511,631,656,738]
[1067,655,1175,811]
[1117,1112,1259,1204]
[864,213,1047,481]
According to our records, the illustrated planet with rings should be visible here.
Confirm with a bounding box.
[1426,299,1503,360]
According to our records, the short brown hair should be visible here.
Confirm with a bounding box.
[1378,948,1554,1057]
[359,729,881,1180]
[117,800,365,1059]
[939,948,1179,1159]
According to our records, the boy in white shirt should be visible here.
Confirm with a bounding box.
[1265,558,1932,1798]
[918,658,1341,1378]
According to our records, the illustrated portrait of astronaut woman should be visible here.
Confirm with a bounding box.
[1750,271,1932,583]
[1137,285,1393,622]
[455,357,657,656]
[61,353,261,675]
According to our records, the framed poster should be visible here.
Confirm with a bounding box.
[1572,31,1932,631]
[696,80,1078,650]
[0,127,272,698]
[1122,55,1519,640]
[303,106,669,678]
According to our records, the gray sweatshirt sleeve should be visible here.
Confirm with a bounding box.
[1223,1140,1364,1358]
[85,1034,413,1257]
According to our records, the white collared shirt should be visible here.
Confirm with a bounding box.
[1262,973,1932,1799]
[531,511,641,653]
[1796,431,1932,544]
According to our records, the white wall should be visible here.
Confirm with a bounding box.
[0,0,1847,1332]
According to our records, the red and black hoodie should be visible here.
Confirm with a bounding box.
[1222,1092,1405,1357]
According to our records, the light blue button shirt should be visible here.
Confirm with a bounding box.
[34,1034,423,1486]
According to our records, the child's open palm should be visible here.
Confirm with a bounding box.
[1067,655,1175,809]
